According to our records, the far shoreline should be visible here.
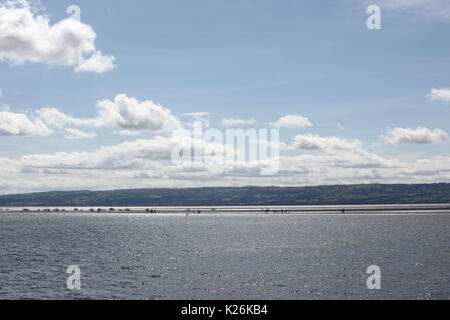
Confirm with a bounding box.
[2,204,450,215]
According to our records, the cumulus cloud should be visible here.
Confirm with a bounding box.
[36,107,88,129]
[64,128,95,140]
[428,88,450,102]
[382,127,448,145]
[0,0,115,72]
[221,118,256,127]
[113,130,140,136]
[272,114,313,129]
[20,136,185,170]
[38,94,182,132]
[74,51,115,73]
[0,110,52,136]
[290,134,362,151]
[1,94,181,138]
[96,94,181,131]
[0,132,447,194]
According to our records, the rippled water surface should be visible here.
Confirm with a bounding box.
[0,211,449,299]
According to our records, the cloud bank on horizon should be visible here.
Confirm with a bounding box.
[0,0,449,194]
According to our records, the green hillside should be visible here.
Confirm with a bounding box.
[0,183,449,206]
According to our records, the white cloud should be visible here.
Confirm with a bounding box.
[96,94,181,131]
[38,94,182,132]
[428,88,450,102]
[0,133,446,194]
[1,94,181,138]
[113,130,140,136]
[221,118,256,127]
[64,128,95,140]
[36,107,88,128]
[74,51,115,73]
[290,134,362,151]
[20,136,183,170]
[183,112,210,117]
[0,124,449,193]
[382,127,448,145]
[0,0,115,73]
[0,110,52,136]
[272,114,313,129]
[0,88,3,97]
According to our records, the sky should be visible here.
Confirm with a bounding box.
[0,0,450,194]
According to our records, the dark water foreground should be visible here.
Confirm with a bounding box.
[0,211,448,299]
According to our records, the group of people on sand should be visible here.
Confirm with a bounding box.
[186,209,201,214]
[264,208,289,214]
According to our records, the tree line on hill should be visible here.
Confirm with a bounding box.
[0,183,448,207]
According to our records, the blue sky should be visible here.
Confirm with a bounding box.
[0,0,449,193]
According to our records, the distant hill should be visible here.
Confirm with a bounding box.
[0,183,449,206]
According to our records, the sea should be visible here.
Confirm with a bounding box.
[0,207,449,299]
